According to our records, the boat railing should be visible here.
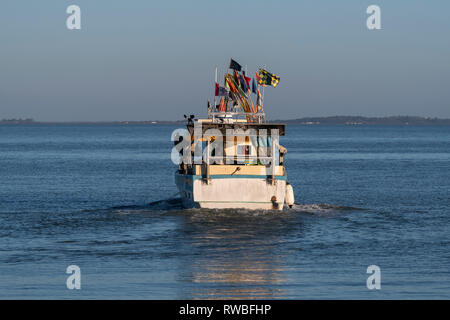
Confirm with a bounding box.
[208,111,266,123]
[206,155,274,163]
[209,111,266,116]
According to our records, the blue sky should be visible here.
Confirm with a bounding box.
[1,0,449,121]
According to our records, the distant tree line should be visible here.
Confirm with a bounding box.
[271,116,450,125]
[0,118,34,124]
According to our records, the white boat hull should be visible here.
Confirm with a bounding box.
[175,172,286,210]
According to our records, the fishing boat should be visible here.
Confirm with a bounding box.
[173,59,294,210]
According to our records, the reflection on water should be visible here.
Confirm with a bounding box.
[172,209,302,299]
[189,259,286,299]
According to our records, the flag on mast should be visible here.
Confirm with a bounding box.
[244,75,251,87]
[256,89,261,108]
[239,74,249,92]
[251,78,257,94]
[218,98,226,111]
[258,68,280,87]
[229,58,242,71]
[226,77,238,94]
[215,83,228,96]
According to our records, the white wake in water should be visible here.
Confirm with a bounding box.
[97,199,364,215]
[288,203,363,214]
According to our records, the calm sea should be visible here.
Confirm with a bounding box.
[0,124,449,299]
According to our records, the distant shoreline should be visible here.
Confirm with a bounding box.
[272,116,450,126]
[1,116,450,125]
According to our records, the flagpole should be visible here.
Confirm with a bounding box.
[214,67,218,113]
[262,64,267,122]
[224,62,228,113]
[228,59,231,113]
[255,67,260,122]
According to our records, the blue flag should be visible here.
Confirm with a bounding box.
[239,74,249,92]
[251,78,257,94]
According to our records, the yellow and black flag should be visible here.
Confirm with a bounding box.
[258,69,280,87]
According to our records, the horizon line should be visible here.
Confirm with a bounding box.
[2,115,450,124]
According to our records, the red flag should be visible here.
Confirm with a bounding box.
[215,84,229,97]
[244,76,251,87]
[218,98,226,111]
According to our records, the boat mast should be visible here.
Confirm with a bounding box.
[214,67,217,112]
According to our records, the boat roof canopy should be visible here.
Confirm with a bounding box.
[187,122,285,136]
